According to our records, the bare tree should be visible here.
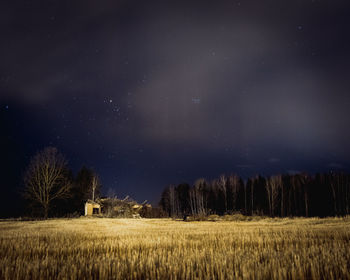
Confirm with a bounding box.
[289,174,303,216]
[168,185,180,217]
[249,176,257,215]
[265,175,282,217]
[189,179,207,217]
[219,175,227,213]
[91,174,99,201]
[300,173,309,217]
[23,147,71,218]
[228,175,240,213]
[329,172,350,216]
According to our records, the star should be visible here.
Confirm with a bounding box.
[192,98,201,104]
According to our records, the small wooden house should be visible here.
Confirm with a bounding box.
[84,201,101,216]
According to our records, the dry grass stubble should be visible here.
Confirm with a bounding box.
[0,217,349,279]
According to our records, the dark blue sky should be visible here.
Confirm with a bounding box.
[1,0,350,215]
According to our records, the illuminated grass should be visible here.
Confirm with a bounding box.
[0,217,349,279]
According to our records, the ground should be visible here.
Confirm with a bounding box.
[0,217,350,279]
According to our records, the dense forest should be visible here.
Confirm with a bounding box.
[159,172,350,218]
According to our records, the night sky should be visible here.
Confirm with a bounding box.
[1,0,350,216]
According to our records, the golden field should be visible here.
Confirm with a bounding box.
[0,217,349,279]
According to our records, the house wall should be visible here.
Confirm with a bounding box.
[84,202,101,216]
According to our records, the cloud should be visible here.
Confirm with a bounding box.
[287,170,301,175]
[2,0,350,166]
[328,162,343,169]
[268,158,280,163]
[236,164,254,168]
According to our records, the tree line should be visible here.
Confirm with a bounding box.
[159,172,350,218]
[23,147,350,219]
